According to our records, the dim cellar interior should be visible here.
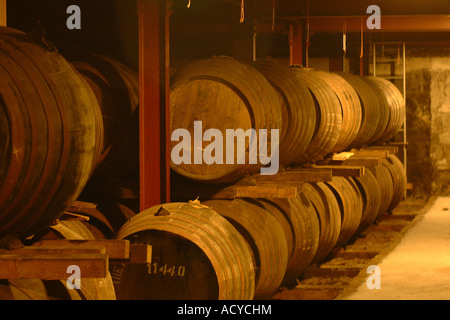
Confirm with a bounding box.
[1,0,450,301]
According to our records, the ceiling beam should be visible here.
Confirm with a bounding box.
[257,15,450,33]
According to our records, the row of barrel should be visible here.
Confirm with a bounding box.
[170,56,405,183]
[0,27,139,238]
[0,26,408,300]
[111,153,406,300]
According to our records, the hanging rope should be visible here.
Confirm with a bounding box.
[360,16,364,59]
[187,0,191,8]
[272,0,275,31]
[240,0,245,23]
[343,18,347,54]
[306,0,310,67]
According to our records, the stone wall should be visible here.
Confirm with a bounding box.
[406,48,450,198]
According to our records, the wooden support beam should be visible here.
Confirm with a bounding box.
[366,145,399,155]
[171,183,300,200]
[138,0,171,211]
[0,0,5,27]
[235,185,300,199]
[340,157,381,167]
[2,246,106,256]
[314,165,365,177]
[258,15,450,34]
[351,149,389,158]
[33,240,131,261]
[0,254,108,280]
[253,168,333,184]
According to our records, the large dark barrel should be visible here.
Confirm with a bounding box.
[0,27,100,238]
[170,56,282,183]
[204,198,288,299]
[70,55,140,182]
[352,169,382,234]
[325,176,363,246]
[114,201,256,300]
[290,68,342,163]
[302,183,341,263]
[35,219,117,300]
[365,77,405,144]
[382,155,407,211]
[337,73,389,147]
[252,59,316,166]
[370,164,394,218]
[315,71,362,152]
[257,194,320,286]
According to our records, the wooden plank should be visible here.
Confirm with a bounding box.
[128,244,152,264]
[0,0,5,27]
[171,183,236,201]
[0,254,108,280]
[386,141,408,150]
[366,145,399,155]
[332,152,354,161]
[253,168,332,184]
[0,246,105,256]
[314,165,365,177]
[235,185,299,198]
[351,149,389,158]
[33,239,131,260]
[340,156,381,167]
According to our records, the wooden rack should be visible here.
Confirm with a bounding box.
[0,238,151,280]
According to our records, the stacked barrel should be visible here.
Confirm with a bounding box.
[0,25,408,301]
[110,56,407,300]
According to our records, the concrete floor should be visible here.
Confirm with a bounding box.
[339,196,450,300]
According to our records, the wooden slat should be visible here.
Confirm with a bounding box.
[366,145,399,155]
[33,239,131,260]
[253,168,332,184]
[313,165,365,177]
[235,185,299,198]
[340,157,381,167]
[332,152,354,161]
[0,0,6,27]
[352,149,389,158]
[0,254,108,280]
[0,246,105,256]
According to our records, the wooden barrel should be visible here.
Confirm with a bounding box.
[303,183,341,263]
[325,176,363,246]
[96,200,138,234]
[337,73,389,147]
[0,27,100,238]
[351,169,382,234]
[369,164,394,218]
[290,68,342,163]
[70,55,140,183]
[315,71,362,152]
[170,56,282,183]
[252,59,316,166]
[257,194,320,287]
[114,201,255,300]
[0,279,67,300]
[33,219,117,300]
[205,198,288,299]
[364,77,405,144]
[382,155,407,211]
